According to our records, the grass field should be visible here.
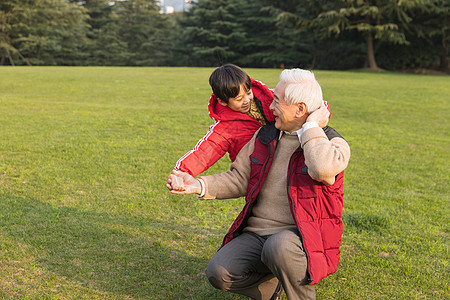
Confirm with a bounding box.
[0,66,448,299]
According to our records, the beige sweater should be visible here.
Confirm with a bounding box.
[200,126,350,236]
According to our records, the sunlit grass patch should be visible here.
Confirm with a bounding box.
[0,67,448,299]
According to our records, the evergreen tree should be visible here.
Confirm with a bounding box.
[263,0,336,68]
[116,0,172,66]
[373,0,449,72]
[234,0,301,68]
[1,0,89,65]
[311,0,418,71]
[410,0,449,72]
[179,0,247,66]
[166,12,191,66]
[0,0,19,65]
[75,0,128,65]
[34,0,89,65]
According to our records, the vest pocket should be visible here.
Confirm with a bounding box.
[293,169,319,222]
[248,154,266,190]
[293,167,318,196]
[295,196,318,222]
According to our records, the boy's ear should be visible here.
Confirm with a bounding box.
[217,98,228,107]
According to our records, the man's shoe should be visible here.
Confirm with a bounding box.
[270,281,283,300]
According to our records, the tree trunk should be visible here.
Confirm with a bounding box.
[439,34,449,73]
[366,33,379,71]
[18,51,32,66]
[7,49,15,66]
[0,50,5,65]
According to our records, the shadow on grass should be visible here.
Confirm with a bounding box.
[0,194,230,299]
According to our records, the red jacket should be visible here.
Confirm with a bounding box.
[221,123,345,285]
[175,78,275,177]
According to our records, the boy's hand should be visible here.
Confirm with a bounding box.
[307,102,330,128]
[167,170,201,195]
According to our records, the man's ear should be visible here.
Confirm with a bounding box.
[296,102,308,117]
[217,98,228,107]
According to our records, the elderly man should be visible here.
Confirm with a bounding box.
[167,69,350,300]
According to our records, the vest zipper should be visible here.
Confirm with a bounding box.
[248,141,272,201]
[287,151,313,284]
[222,139,274,246]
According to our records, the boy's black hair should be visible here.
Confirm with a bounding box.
[209,64,251,104]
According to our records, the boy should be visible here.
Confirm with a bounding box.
[174,64,275,177]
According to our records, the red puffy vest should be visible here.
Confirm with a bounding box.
[221,123,345,285]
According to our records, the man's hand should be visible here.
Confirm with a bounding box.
[307,102,330,128]
[166,170,202,195]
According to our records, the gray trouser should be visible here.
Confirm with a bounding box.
[205,229,316,300]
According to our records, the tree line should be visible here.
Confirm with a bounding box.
[1,0,448,72]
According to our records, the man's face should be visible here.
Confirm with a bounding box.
[270,81,301,132]
[219,84,253,113]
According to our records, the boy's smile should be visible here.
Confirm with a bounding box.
[218,85,253,113]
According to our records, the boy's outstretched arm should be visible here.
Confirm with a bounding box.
[174,124,230,177]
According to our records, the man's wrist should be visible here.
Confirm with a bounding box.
[296,121,319,141]
[198,178,206,197]
[302,121,319,132]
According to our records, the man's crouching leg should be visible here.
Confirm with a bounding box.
[205,232,279,300]
[261,229,316,300]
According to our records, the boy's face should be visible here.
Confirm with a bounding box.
[218,85,253,113]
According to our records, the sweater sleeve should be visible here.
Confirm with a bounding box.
[174,122,230,177]
[301,127,350,185]
[198,131,257,200]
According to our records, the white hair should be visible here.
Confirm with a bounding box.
[279,68,323,112]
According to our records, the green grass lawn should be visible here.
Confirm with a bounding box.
[0,66,448,299]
